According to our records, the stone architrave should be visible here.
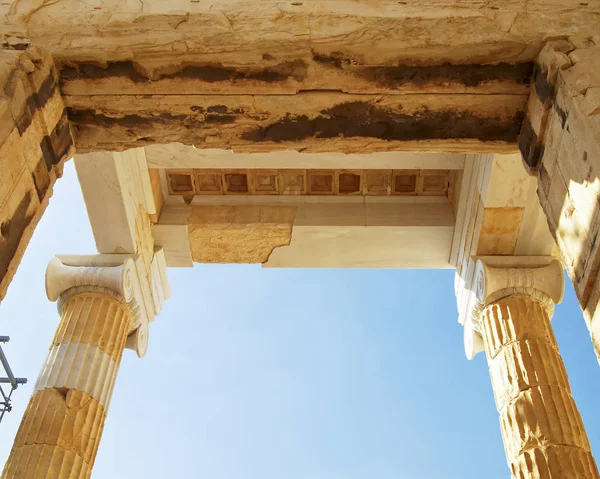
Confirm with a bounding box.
[471,259,599,478]
[2,1,595,154]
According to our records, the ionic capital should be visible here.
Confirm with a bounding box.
[462,257,564,360]
[474,259,564,316]
[46,257,137,304]
[45,251,170,358]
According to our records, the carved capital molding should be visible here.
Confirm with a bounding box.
[46,257,137,304]
[474,259,564,316]
[460,256,564,360]
[45,250,170,358]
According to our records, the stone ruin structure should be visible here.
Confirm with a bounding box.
[1,1,600,477]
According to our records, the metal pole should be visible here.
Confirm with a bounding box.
[0,345,19,388]
[0,378,27,385]
[0,385,8,403]
[0,337,27,425]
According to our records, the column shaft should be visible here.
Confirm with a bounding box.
[2,293,130,479]
[481,294,599,478]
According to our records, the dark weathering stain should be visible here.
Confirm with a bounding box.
[534,64,554,105]
[243,102,524,143]
[36,73,58,110]
[60,60,308,84]
[68,101,523,144]
[519,118,544,170]
[207,105,228,113]
[204,114,237,123]
[312,51,357,69]
[67,109,188,129]
[61,62,149,83]
[15,96,38,134]
[0,191,34,285]
[189,105,244,123]
[361,63,533,88]
[539,163,552,196]
[5,71,57,134]
[520,62,567,171]
[1,41,29,51]
[313,52,533,88]
[67,105,240,130]
[555,102,568,129]
[40,110,73,172]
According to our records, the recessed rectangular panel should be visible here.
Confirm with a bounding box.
[251,169,279,194]
[279,170,307,195]
[308,170,335,195]
[364,170,392,196]
[167,170,195,194]
[195,170,223,195]
[337,170,363,195]
[223,170,249,194]
[162,168,454,197]
[419,170,449,196]
[392,170,418,195]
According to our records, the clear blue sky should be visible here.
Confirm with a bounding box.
[0,162,599,478]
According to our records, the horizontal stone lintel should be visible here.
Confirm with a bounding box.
[65,92,526,153]
[59,60,533,96]
[153,200,455,268]
[145,144,466,170]
[6,0,600,68]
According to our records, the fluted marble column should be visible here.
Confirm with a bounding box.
[474,260,599,478]
[2,257,148,479]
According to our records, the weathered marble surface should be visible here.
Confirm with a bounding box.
[188,205,296,263]
[482,295,599,478]
[471,261,599,477]
[4,1,597,152]
[0,45,74,301]
[2,293,131,479]
[520,36,600,362]
[67,92,526,153]
[3,1,599,68]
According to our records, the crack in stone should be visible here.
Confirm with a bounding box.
[15,0,62,24]
[308,0,317,48]
[174,12,190,30]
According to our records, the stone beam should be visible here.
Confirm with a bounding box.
[59,61,532,97]
[3,1,598,70]
[5,1,596,154]
[1,1,597,155]
[0,45,74,301]
[144,144,466,171]
[66,92,525,153]
[520,36,600,362]
[75,149,156,260]
[153,198,456,269]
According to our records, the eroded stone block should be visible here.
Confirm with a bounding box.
[0,45,74,300]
